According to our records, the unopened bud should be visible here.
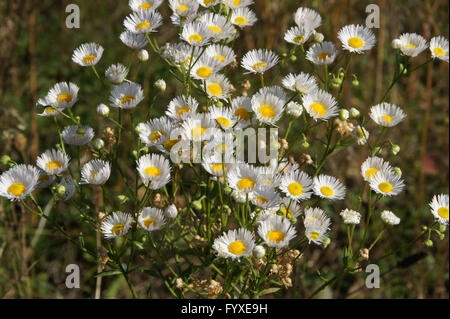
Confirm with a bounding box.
[302,140,309,149]
[313,32,324,43]
[92,138,105,150]
[192,200,202,211]
[393,167,402,176]
[290,55,297,62]
[216,101,223,107]
[351,74,359,87]
[223,187,232,195]
[349,107,360,119]
[117,194,129,204]
[339,109,349,121]
[97,104,110,117]
[424,239,433,247]
[76,127,85,135]
[439,224,447,233]
[391,39,402,49]
[154,79,166,92]
[1,155,11,166]
[56,184,66,195]
[438,233,445,240]
[373,146,382,155]
[322,237,331,248]
[138,49,149,62]
[253,245,266,259]
[165,204,178,219]
[391,144,400,155]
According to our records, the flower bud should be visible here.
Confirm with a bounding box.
[349,107,360,119]
[438,233,445,240]
[165,204,178,219]
[138,49,149,62]
[393,167,402,176]
[301,140,309,149]
[421,225,428,231]
[223,186,232,195]
[132,150,138,159]
[290,55,297,62]
[330,76,342,88]
[216,101,223,108]
[439,224,447,233]
[56,184,66,195]
[286,101,303,118]
[154,79,166,93]
[117,194,129,204]
[192,200,202,211]
[391,144,400,155]
[424,239,433,247]
[391,39,402,49]
[92,138,105,150]
[351,74,359,87]
[313,32,324,43]
[339,109,349,121]
[97,104,110,117]
[322,237,331,248]
[253,245,266,259]
[289,217,297,224]
[1,155,11,166]
[76,127,85,135]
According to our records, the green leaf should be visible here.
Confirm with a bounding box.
[94,270,122,278]
[259,287,281,296]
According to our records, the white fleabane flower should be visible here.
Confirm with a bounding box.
[280,170,313,202]
[198,13,235,42]
[128,0,163,11]
[303,207,328,228]
[306,41,338,65]
[205,44,236,67]
[430,36,449,62]
[303,207,331,245]
[208,106,236,130]
[429,194,449,225]
[101,212,133,239]
[190,56,222,80]
[136,154,171,189]
[282,72,318,95]
[181,21,211,46]
[120,31,148,49]
[58,178,76,200]
[303,89,340,121]
[0,165,40,201]
[251,92,285,125]
[109,82,144,109]
[380,210,400,225]
[72,42,104,66]
[258,215,297,248]
[227,163,259,193]
[166,95,199,120]
[398,33,428,57]
[62,125,95,146]
[294,7,322,32]
[340,209,361,225]
[313,174,346,200]
[124,9,163,34]
[251,185,282,209]
[198,0,220,8]
[241,49,280,74]
[80,159,111,185]
[369,103,406,127]
[201,153,234,180]
[138,117,175,148]
[352,125,369,145]
[223,0,253,9]
[230,7,258,29]
[36,149,70,176]
[181,114,218,141]
[338,24,376,54]
[284,26,313,46]
[257,85,287,102]
[38,107,63,117]
[105,63,129,84]
[278,199,302,219]
[169,0,199,18]
[138,207,166,231]
[369,171,405,197]
[36,169,56,189]
[205,74,232,100]
[37,82,80,110]
[361,156,393,182]
[213,228,255,259]
[231,96,252,128]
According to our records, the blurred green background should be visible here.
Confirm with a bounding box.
[0,0,448,298]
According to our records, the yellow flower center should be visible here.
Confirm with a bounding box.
[255,196,268,205]
[177,106,191,115]
[91,171,99,180]
[46,160,62,172]
[143,218,157,229]
[379,115,393,124]
[309,232,320,240]
[139,3,153,10]
[57,93,73,104]
[237,178,255,191]
[207,83,223,96]
[258,104,276,119]
[177,4,188,12]
[216,144,228,153]
[164,138,179,149]
[348,37,364,48]
[434,47,445,56]
[365,168,379,179]
[280,207,292,218]
[204,0,216,5]
[438,207,449,219]
[215,55,226,63]
[320,186,334,197]
[144,166,161,177]
[216,116,230,127]
[378,182,393,193]
[310,102,327,117]
[45,107,58,115]
[192,126,206,139]
[288,182,303,196]
[196,66,212,78]
[8,183,26,197]
[234,17,247,25]
[136,21,152,31]
[294,35,305,44]
[253,62,267,71]
[189,34,203,43]
[235,108,250,121]
[150,130,166,142]
[121,95,136,105]
[317,52,331,61]
[211,164,225,174]
[112,223,125,236]
[266,230,285,244]
[406,43,416,49]
[83,55,96,64]
[208,25,223,34]
[228,240,246,255]
[233,0,241,5]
